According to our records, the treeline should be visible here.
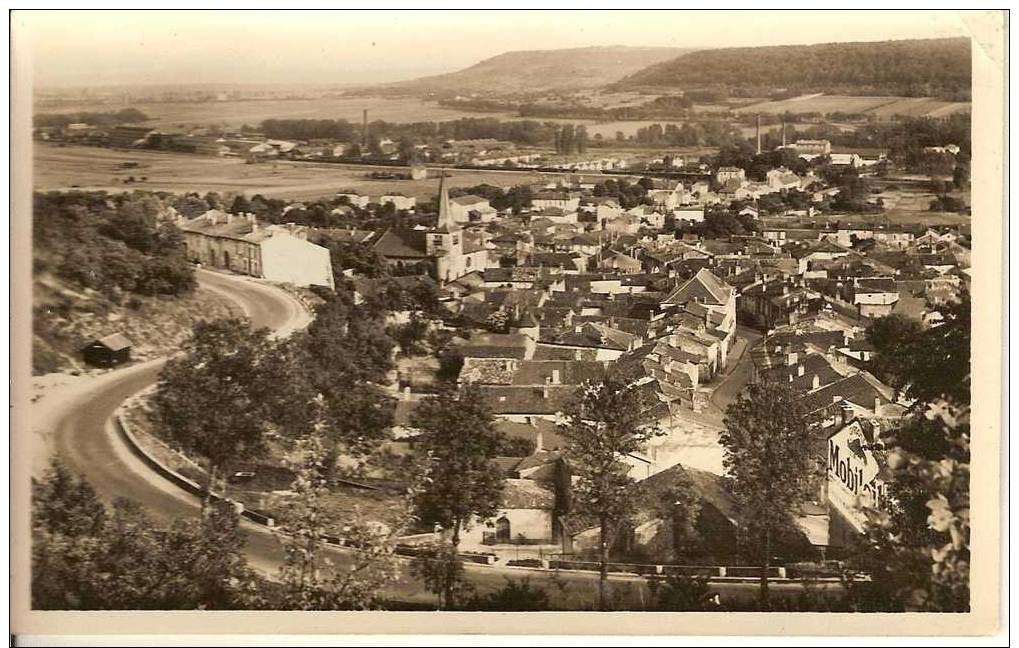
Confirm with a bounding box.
[615,38,972,99]
[34,108,149,128]
[33,191,195,299]
[257,117,560,147]
[631,120,743,148]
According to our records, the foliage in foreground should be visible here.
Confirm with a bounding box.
[32,461,261,610]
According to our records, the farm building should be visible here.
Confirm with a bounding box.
[81,333,133,368]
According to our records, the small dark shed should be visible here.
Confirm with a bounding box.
[82,333,133,368]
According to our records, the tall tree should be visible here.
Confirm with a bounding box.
[274,424,402,610]
[865,314,925,394]
[559,378,662,610]
[653,470,702,562]
[410,387,505,609]
[849,293,971,612]
[153,318,276,504]
[719,382,813,609]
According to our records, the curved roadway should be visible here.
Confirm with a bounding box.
[35,272,839,609]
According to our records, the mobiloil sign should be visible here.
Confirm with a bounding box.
[826,419,888,532]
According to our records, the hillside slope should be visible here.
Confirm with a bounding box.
[612,38,970,98]
[377,46,696,96]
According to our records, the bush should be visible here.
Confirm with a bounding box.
[647,573,714,611]
[464,577,551,611]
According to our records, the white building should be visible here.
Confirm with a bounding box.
[180,211,334,289]
[380,194,417,210]
[449,194,498,223]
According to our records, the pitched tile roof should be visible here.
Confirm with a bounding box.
[478,385,577,415]
[800,373,888,416]
[372,228,430,258]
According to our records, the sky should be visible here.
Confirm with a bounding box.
[14,9,973,89]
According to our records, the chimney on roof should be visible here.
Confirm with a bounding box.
[551,368,561,384]
[841,403,853,424]
[786,352,798,366]
[797,364,805,377]
[541,384,549,399]
[812,374,820,390]
[874,396,882,414]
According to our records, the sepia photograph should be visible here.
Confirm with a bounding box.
[8,7,1007,641]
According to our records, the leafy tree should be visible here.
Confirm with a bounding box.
[274,428,401,610]
[865,314,925,393]
[283,297,397,479]
[719,382,813,609]
[436,347,465,383]
[229,194,252,214]
[33,191,195,298]
[866,293,970,409]
[847,293,970,612]
[410,542,471,610]
[32,460,107,539]
[410,387,505,608]
[153,319,276,503]
[32,461,260,610]
[172,193,212,219]
[652,471,702,562]
[559,378,662,610]
[953,155,970,189]
[390,315,430,357]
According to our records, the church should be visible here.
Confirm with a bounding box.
[372,176,490,284]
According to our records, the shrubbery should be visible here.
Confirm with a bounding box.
[34,191,195,299]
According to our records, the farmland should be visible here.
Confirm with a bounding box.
[33,144,581,202]
[34,96,518,131]
[736,94,971,119]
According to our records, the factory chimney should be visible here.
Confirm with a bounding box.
[781,120,787,147]
[756,114,762,155]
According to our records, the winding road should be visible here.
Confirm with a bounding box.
[31,273,839,609]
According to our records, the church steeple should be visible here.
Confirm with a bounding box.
[435,172,456,232]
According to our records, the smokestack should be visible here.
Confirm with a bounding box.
[782,121,787,147]
[756,114,762,155]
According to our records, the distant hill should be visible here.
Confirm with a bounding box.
[612,38,971,99]
[375,46,696,96]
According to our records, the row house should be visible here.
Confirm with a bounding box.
[179,210,333,289]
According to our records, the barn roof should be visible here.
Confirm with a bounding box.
[93,333,132,351]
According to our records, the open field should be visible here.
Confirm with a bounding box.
[736,94,971,119]
[35,96,518,130]
[832,210,970,227]
[34,144,583,201]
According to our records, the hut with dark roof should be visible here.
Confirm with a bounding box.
[81,333,133,368]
